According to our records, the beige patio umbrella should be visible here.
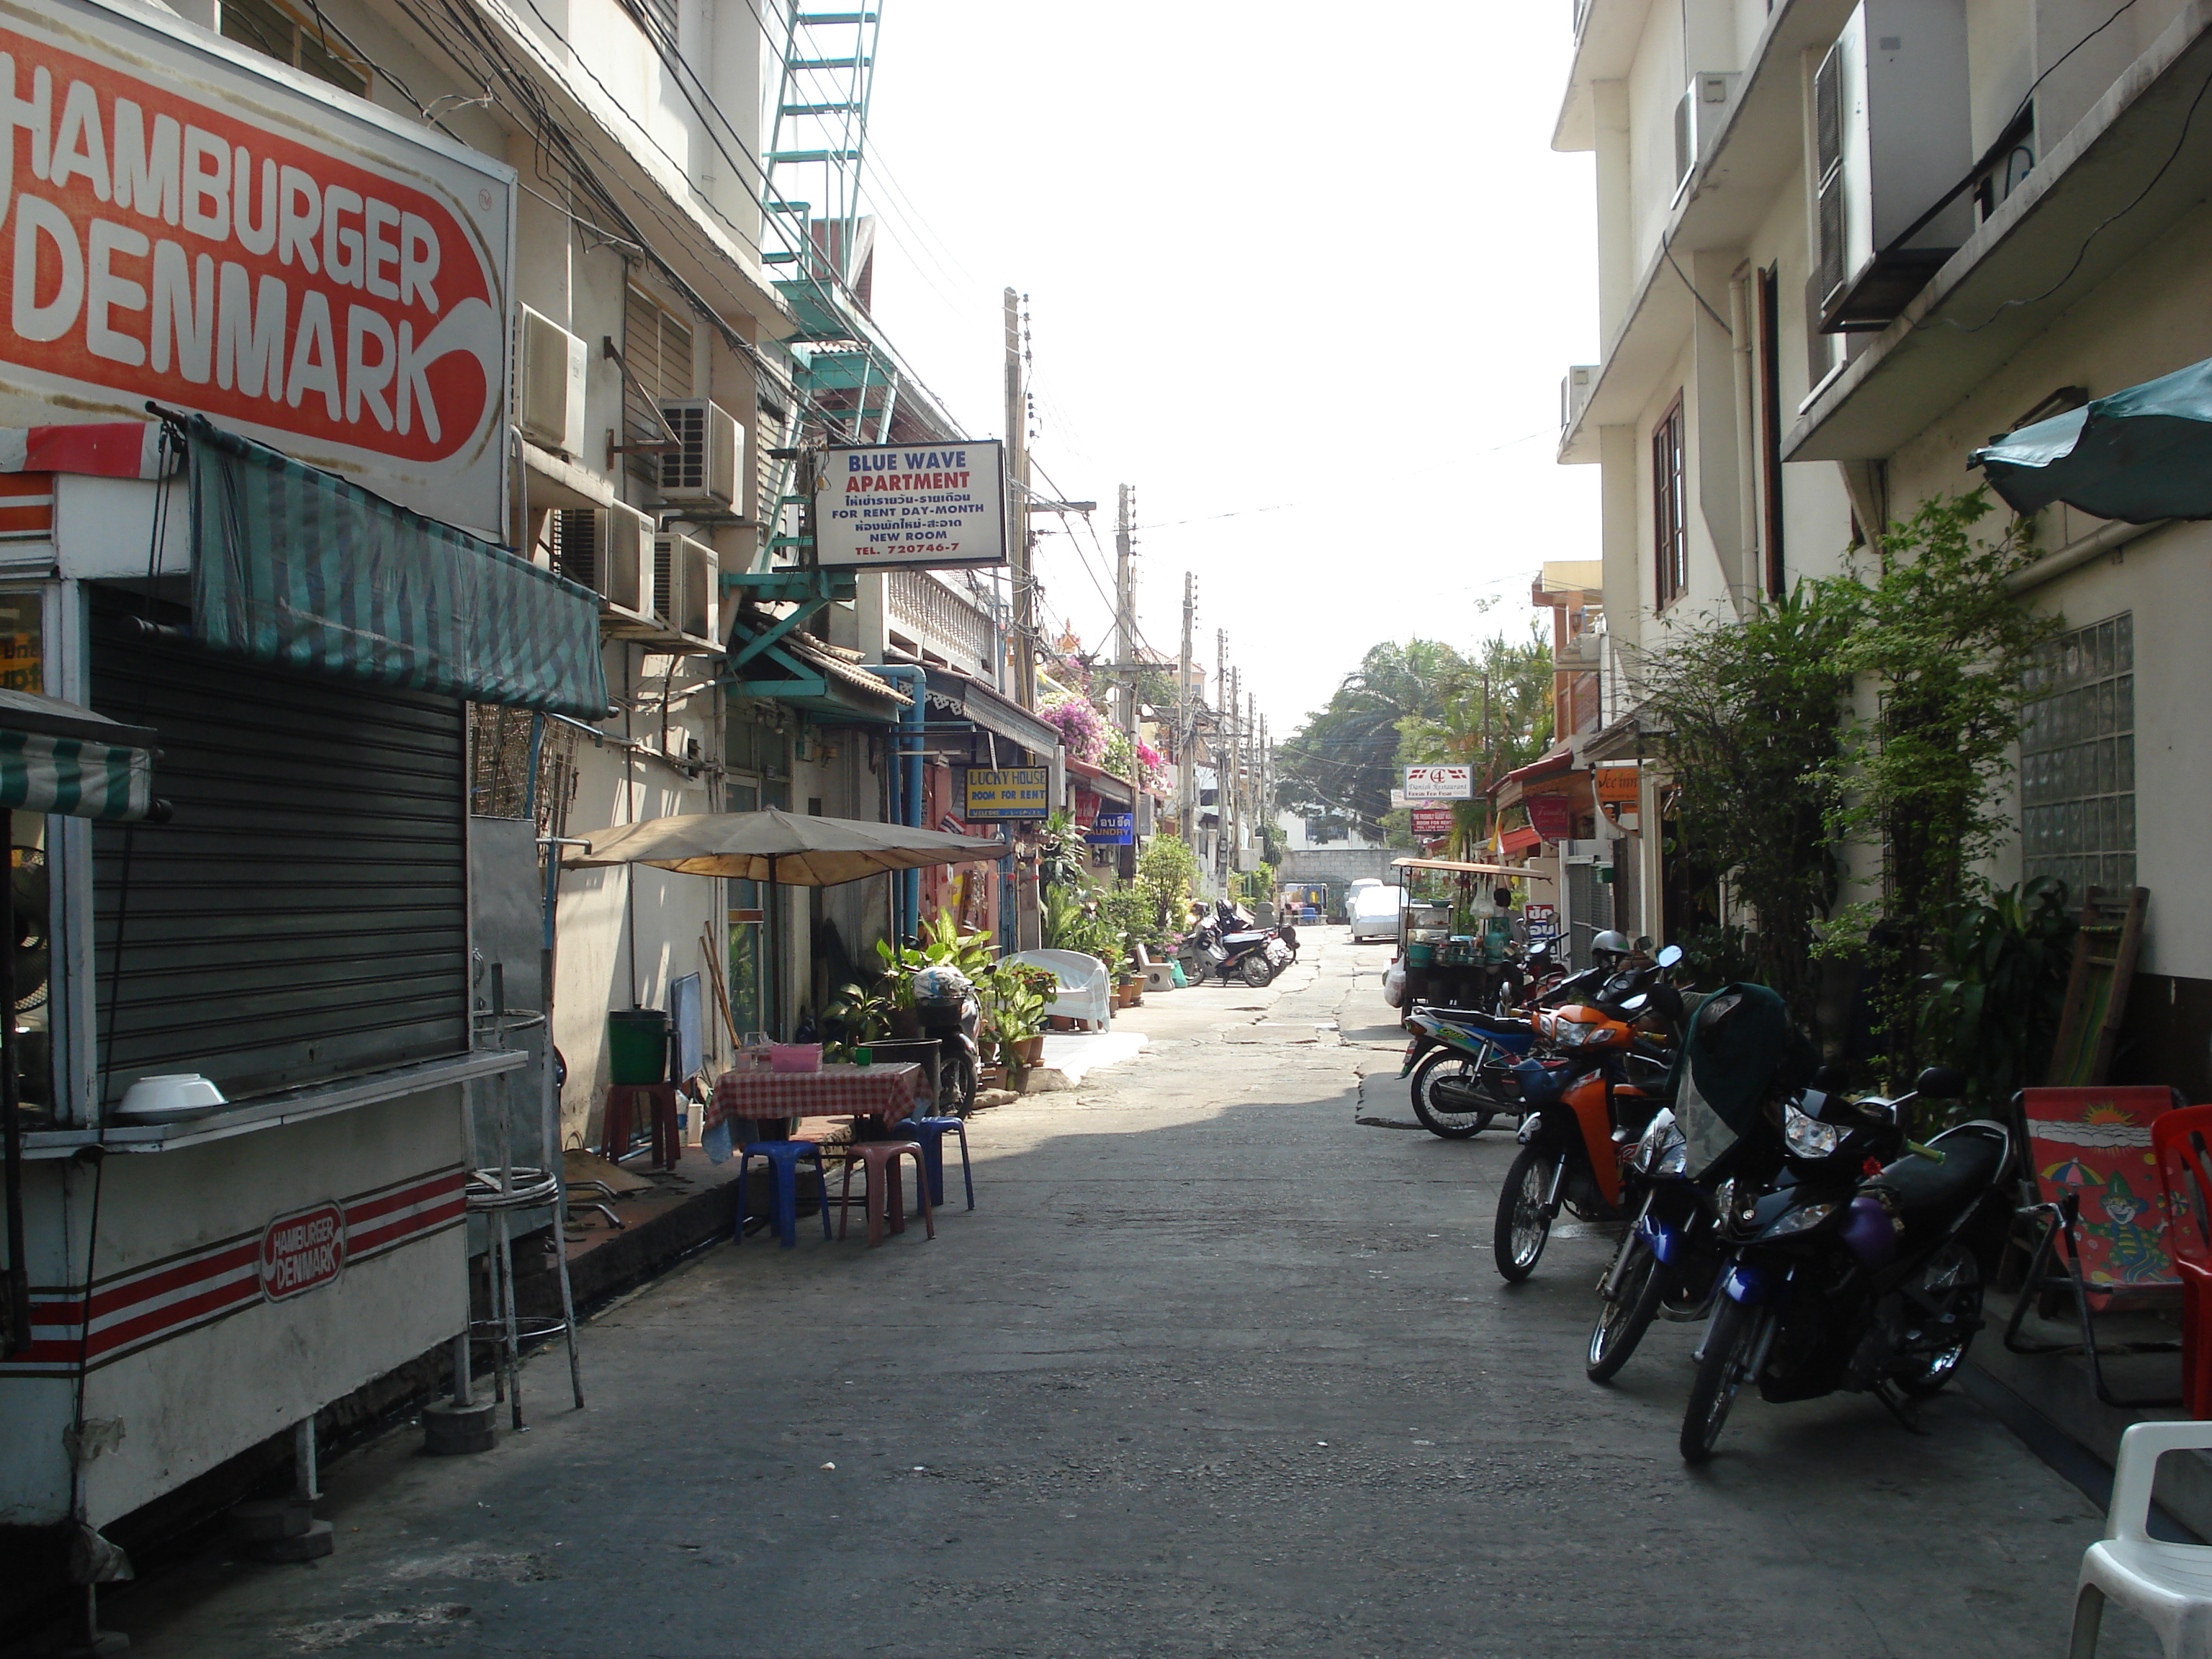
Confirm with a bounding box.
[565,809,1012,1036]
[565,808,1008,884]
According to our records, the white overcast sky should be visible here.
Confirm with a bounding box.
[859,1,1600,734]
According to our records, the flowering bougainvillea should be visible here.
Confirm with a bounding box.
[1040,693,1107,763]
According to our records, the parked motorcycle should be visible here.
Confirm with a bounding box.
[1584,984,1809,1382]
[1399,1004,1542,1138]
[1189,899,1290,987]
[1492,947,1686,1282]
[911,964,981,1114]
[1677,1063,2010,1462]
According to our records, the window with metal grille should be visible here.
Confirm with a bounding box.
[622,284,694,455]
[1653,397,1687,608]
[91,600,468,1106]
[2020,613,2134,902]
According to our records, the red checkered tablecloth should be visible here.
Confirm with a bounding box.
[706,1062,929,1131]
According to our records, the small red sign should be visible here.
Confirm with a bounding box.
[1411,806,1455,837]
[1526,794,1576,842]
[261,1202,346,1302]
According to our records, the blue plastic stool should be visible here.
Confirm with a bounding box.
[736,1140,833,1247]
[901,1116,974,1212]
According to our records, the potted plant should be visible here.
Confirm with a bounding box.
[978,959,1053,1082]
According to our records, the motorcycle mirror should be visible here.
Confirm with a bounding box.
[1655,944,1684,968]
[1914,1064,1968,1099]
[1619,993,1649,1013]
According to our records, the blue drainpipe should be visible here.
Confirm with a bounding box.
[866,665,925,941]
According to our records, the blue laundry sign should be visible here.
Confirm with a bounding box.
[1085,811,1133,846]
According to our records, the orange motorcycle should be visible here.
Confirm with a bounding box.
[1492,946,1682,1282]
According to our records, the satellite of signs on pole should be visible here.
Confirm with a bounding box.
[814,441,1007,568]
[1402,765,1474,801]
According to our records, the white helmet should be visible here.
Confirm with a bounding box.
[1591,930,1632,958]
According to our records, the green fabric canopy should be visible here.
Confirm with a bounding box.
[184,418,609,718]
[1974,355,2212,523]
[0,689,158,821]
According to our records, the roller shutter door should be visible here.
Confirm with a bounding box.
[89,599,469,1106]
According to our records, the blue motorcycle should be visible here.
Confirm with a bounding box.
[1398,1005,1541,1138]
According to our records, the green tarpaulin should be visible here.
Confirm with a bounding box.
[0,691,158,821]
[1974,355,2212,523]
[184,418,609,719]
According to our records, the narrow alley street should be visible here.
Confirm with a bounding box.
[104,932,2128,1658]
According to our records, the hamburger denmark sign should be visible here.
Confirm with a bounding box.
[0,0,514,532]
[812,439,1006,568]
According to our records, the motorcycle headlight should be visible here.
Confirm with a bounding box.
[1763,1200,1839,1238]
[1635,1120,1688,1178]
[1555,1022,1596,1048]
[1783,1104,1845,1159]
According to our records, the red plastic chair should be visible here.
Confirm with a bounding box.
[2152,1105,2212,1419]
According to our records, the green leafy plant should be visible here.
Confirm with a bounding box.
[820,978,894,1061]
[1135,835,1201,940]
[1035,810,1087,890]
[976,959,1056,1065]
[1917,876,2077,1114]
[1043,884,1118,963]
[1639,577,1857,1025]
[874,907,995,993]
[1829,490,2063,1081]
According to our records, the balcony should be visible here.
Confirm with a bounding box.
[886,569,995,672]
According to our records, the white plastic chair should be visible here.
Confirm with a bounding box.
[2072,1421,2212,1657]
[1009,950,1112,1033]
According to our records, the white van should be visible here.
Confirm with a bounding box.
[1348,883,1406,943]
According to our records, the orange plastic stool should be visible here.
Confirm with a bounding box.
[2153,1105,2212,1417]
[601,1083,682,1169]
[835,1141,934,1247]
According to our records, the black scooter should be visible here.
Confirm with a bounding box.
[1678,1064,2013,1461]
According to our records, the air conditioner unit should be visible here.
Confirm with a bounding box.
[518,306,588,458]
[1671,71,1739,189]
[1812,0,1973,333]
[1560,364,1597,431]
[652,533,721,652]
[656,398,742,508]
[551,501,652,625]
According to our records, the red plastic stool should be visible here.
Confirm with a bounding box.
[2153,1105,2212,1416]
[601,1083,682,1170]
[835,1141,934,1248]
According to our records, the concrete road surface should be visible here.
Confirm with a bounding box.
[96,928,2144,1658]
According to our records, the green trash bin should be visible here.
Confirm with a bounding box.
[607,1010,671,1084]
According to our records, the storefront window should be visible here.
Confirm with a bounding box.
[2020,613,2134,899]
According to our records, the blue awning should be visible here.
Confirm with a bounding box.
[182,418,609,719]
[1974,356,2212,523]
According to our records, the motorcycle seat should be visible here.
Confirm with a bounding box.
[1873,1124,2006,1216]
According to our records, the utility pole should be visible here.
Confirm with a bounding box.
[1259,711,1270,860]
[1178,572,1195,848]
[1002,287,1035,709]
[1114,482,1137,755]
[1228,667,1242,880]
[1215,629,1228,882]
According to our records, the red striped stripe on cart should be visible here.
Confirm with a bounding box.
[0,1163,468,1377]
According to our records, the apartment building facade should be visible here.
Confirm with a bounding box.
[1554,0,2212,1087]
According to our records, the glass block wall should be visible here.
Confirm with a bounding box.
[2020,612,2134,899]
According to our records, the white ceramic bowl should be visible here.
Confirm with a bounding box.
[116,1074,228,1121]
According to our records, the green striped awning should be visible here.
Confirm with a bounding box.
[0,689,159,821]
[183,417,609,719]
[0,729,153,819]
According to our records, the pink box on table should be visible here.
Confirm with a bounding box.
[768,1043,822,1074]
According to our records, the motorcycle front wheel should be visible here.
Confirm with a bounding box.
[1239,953,1274,988]
[1894,1242,1984,1398]
[1586,1230,1666,1382]
[938,1049,978,1115]
[1493,1143,1558,1282]
[1408,1051,1495,1139]
[1680,1297,1766,1462]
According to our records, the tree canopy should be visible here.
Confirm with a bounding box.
[1275,634,1555,840]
